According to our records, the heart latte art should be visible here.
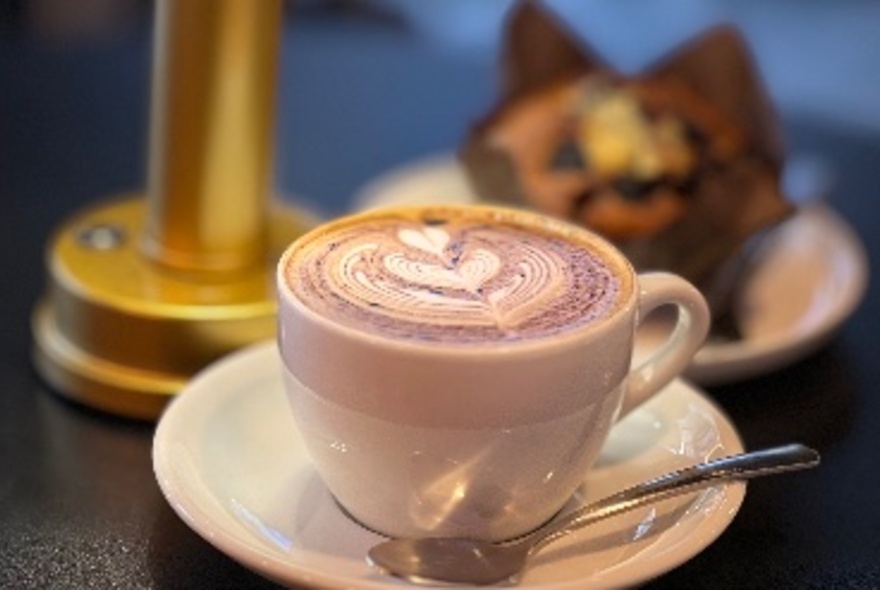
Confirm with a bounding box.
[284,211,624,343]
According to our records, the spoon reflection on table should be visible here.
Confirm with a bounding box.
[367,444,820,586]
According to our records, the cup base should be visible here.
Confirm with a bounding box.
[332,495,392,539]
[331,487,568,543]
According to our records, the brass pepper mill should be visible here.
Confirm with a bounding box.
[32,0,312,420]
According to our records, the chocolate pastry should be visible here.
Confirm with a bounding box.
[460,1,793,329]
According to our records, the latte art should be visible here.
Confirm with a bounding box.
[285,210,624,344]
[338,227,567,332]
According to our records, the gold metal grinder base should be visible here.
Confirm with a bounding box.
[31,0,303,419]
[33,197,311,420]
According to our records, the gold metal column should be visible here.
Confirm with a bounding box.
[32,0,313,420]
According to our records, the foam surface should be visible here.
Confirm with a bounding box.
[285,211,623,344]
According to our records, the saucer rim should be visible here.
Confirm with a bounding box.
[353,154,868,386]
[154,341,746,589]
[686,202,868,384]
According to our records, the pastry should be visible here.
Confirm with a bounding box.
[460,1,793,328]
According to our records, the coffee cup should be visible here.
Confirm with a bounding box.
[276,204,709,541]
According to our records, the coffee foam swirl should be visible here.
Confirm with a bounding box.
[286,214,622,344]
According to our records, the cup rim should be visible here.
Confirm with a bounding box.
[276,204,638,357]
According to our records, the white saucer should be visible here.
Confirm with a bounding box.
[154,341,745,589]
[354,155,868,386]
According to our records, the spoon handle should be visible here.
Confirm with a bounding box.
[528,443,820,551]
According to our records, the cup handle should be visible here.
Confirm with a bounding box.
[619,272,711,417]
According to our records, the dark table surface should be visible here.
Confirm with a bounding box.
[2,3,880,588]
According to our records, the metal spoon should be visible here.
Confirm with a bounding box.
[367,443,820,586]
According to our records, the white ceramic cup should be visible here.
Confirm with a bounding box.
[277,205,709,541]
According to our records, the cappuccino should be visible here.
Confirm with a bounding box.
[277,204,709,540]
[281,206,629,344]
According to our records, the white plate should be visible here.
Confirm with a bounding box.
[154,341,745,589]
[354,155,868,386]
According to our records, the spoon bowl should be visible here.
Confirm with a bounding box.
[367,444,820,585]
